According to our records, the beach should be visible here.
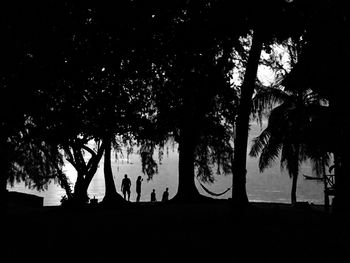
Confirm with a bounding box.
[4,201,349,262]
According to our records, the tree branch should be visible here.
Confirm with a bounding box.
[81,144,97,157]
[63,145,76,168]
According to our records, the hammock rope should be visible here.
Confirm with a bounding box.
[197,180,231,197]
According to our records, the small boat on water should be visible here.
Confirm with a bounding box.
[303,174,323,181]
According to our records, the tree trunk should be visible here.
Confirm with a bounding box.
[102,136,124,204]
[172,71,207,203]
[329,88,350,212]
[0,140,11,205]
[231,30,263,205]
[84,143,105,187]
[73,171,90,204]
[56,170,73,200]
[0,170,7,195]
[70,141,106,205]
[0,159,8,194]
[322,164,329,212]
[174,84,205,202]
[0,163,9,206]
[333,131,350,213]
[175,128,202,202]
[291,173,298,205]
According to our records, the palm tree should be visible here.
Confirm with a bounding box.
[249,84,331,204]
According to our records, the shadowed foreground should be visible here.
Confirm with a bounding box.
[4,201,350,262]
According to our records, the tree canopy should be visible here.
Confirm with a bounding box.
[2,0,350,208]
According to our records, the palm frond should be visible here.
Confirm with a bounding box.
[306,147,332,177]
[251,84,291,125]
[258,137,283,172]
[249,129,271,157]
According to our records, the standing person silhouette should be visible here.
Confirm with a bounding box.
[121,174,131,201]
[162,187,169,202]
[150,189,157,202]
[136,176,143,202]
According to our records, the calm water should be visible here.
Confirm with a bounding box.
[9,123,324,206]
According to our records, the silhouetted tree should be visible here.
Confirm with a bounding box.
[281,0,350,211]
[250,85,331,204]
[249,37,331,204]
[0,2,74,201]
[2,0,332,208]
[137,1,240,201]
[1,119,69,199]
[229,0,311,205]
[22,2,159,205]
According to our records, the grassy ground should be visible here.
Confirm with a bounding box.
[4,201,350,262]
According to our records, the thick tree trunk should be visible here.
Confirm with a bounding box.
[102,137,124,204]
[175,129,202,202]
[232,31,263,205]
[73,171,90,204]
[70,141,106,205]
[173,75,205,202]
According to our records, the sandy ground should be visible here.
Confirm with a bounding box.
[3,201,350,262]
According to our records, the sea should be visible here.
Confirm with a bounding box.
[8,122,325,206]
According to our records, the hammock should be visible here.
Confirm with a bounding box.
[198,182,231,197]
